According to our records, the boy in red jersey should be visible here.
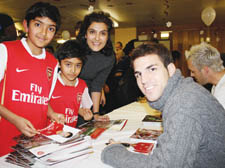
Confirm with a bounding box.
[50,40,93,128]
[0,2,65,156]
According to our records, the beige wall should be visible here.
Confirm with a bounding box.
[114,27,137,49]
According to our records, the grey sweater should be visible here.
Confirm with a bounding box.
[79,51,115,93]
[101,70,225,168]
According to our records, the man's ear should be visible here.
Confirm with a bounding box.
[201,66,209,75]
[167,63,176,77]
[23,20,28,33]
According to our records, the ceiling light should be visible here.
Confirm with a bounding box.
[88,5,94,12]
[166,21,172,28]
[160,31,172,39]
[57,39,67,44]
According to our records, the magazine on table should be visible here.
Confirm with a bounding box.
[6,123,92,167]
[130,128,163,144]
[142,114,162,127]
[78,119,128,139]
[109,119,128,131]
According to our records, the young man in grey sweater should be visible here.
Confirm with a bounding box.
[101,43,225,168]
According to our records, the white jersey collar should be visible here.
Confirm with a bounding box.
[21,38,46,59]
[58,72,79,87]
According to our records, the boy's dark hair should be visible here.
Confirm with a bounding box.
[77,11,114,56]
[131,42,173,68]
[55,40,86,64]
[25,2,61,32]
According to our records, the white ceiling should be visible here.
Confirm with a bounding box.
[0,0,225,38]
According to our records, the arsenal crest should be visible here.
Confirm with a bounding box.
[46,67,53,80]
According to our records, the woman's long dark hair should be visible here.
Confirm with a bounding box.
[77,11,114,56]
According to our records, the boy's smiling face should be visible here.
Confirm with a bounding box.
[23,16,56,55]
[60,57,83,86]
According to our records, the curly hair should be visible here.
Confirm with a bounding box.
[77,11,114,56]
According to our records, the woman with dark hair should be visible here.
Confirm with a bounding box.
[77,12,115,121]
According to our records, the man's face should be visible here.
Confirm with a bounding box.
[187,58,207,85]
[115,42,122,52]
[134,54,174,102]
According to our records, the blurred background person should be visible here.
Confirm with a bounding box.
[74,21,82,39]
[0,13,17,42]
[115,41,124,63]
[103,39,143,113]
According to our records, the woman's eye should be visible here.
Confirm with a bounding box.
[89,30,95,34]
[101,31,107,36]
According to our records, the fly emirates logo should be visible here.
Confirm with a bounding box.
[12,83,48,105]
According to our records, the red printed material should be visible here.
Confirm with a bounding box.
[90,128,106,139]
[132,142,155,153]
[39,122,64,136]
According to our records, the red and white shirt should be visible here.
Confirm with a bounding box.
[50,73,92,128]
[0,38,58,156]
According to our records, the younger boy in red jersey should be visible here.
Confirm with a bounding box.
[0,2,65,156]
[50,40,93,128]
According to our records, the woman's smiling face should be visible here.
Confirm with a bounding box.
[85,22,108,52]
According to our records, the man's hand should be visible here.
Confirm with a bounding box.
[79,108,93,121]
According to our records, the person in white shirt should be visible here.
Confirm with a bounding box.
[186,42,225,109]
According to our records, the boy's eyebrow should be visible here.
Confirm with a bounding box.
[34,19,56,27]
[63,60,83,64]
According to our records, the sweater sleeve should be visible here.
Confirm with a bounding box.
[101,144,150,168]
[101,111,203,168]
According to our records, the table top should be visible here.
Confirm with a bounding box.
[0,101,161,168]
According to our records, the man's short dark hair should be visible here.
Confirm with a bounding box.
[25,2,61,32]
[131,42,173,68]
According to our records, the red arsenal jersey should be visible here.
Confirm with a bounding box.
[0,40,57,156]
[50,77,87,128]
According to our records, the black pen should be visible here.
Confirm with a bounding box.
[105,142,130,147]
